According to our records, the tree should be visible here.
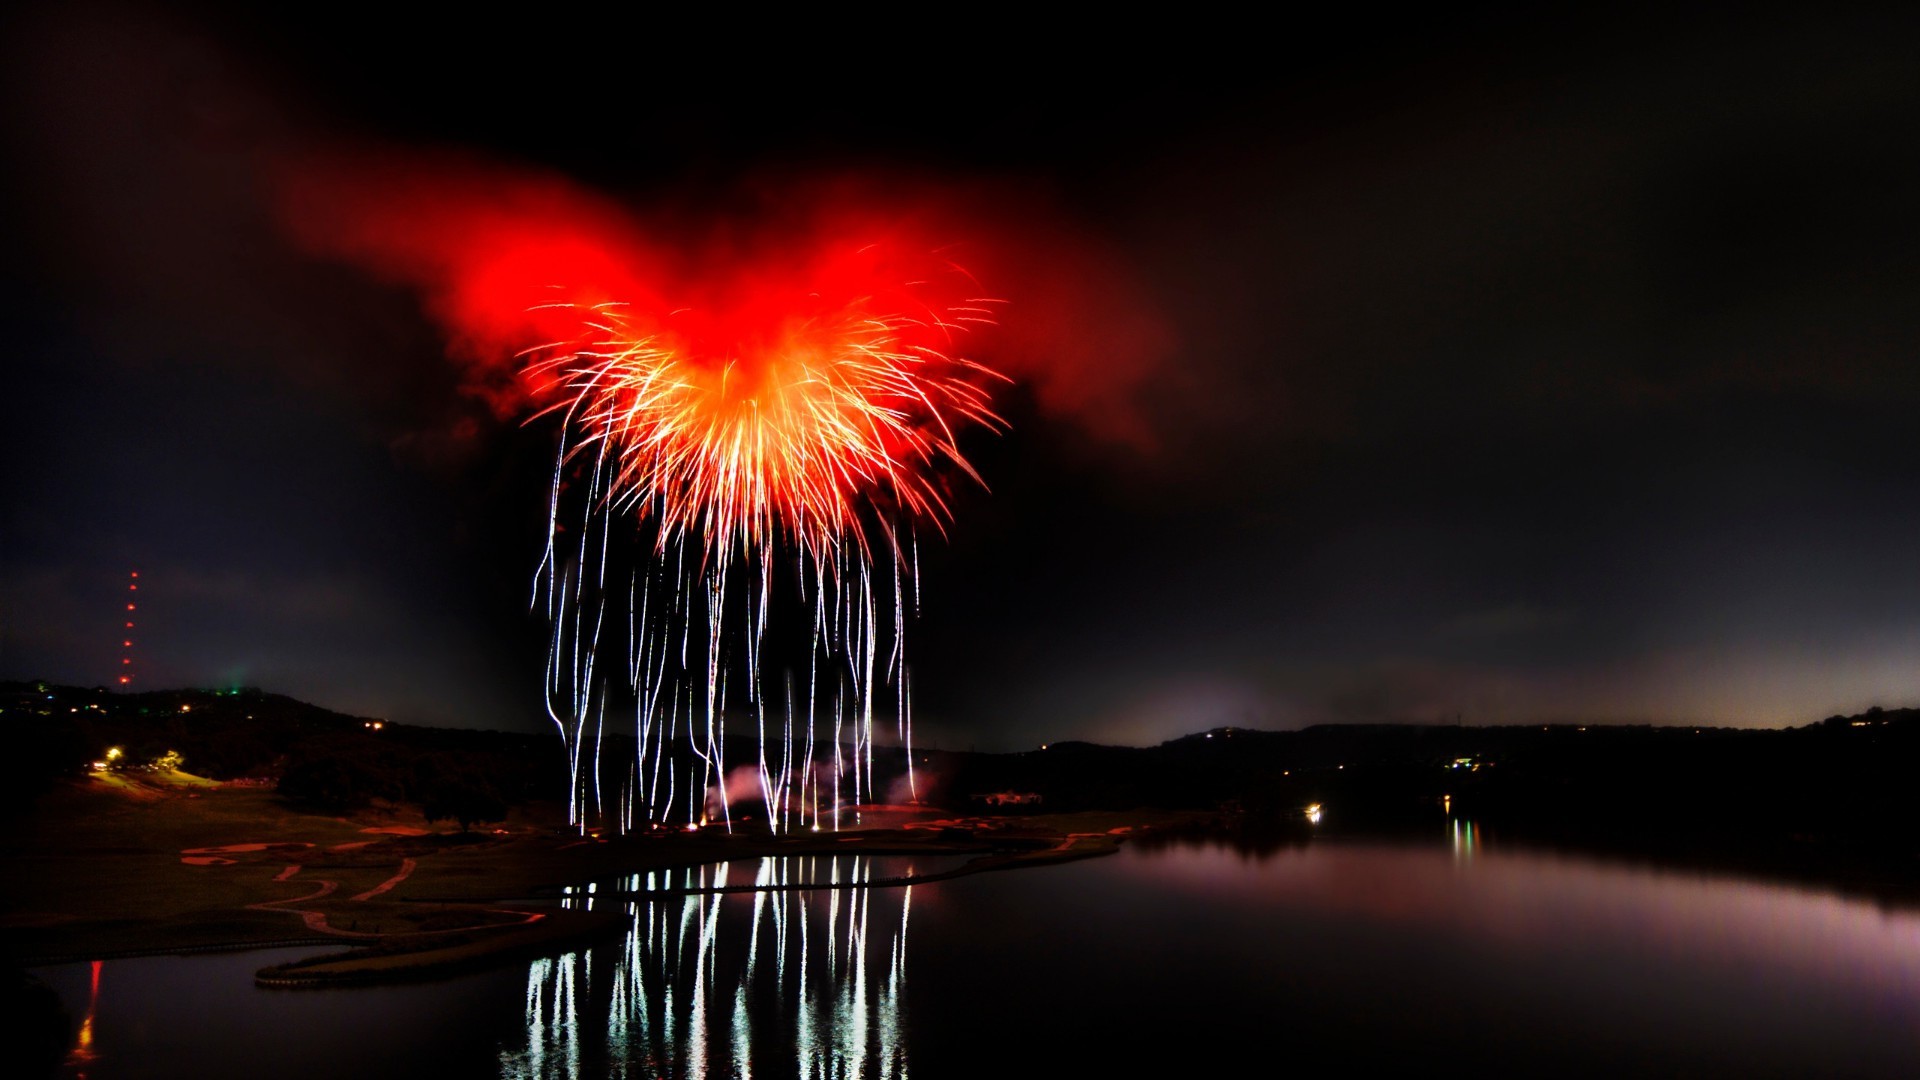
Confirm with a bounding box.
[415,756,507,832]
[277,736,406,813]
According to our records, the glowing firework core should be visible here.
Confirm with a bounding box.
[525,263,1002,568]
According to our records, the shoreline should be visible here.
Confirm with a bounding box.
[13,775,1920,982]
[3,779,1156,974]
[249,831,1121,987]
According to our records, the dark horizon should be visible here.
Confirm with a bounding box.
[7,676,1908,758]
[5,4,1919,752]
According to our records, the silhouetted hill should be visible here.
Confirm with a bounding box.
[9,681,1919,870]
[931,711,1920,847]
[1,680,563,821]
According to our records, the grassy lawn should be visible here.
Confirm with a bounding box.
[3,775,439,958]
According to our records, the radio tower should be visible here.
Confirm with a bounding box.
[119,570,138,687]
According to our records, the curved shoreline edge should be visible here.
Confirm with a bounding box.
[249,831,1122,987]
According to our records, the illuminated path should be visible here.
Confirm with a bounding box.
[185,844,541,940]
[349,857,417,901]
[244,870,367,937]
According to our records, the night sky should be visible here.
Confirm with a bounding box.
[4,4,1918,750]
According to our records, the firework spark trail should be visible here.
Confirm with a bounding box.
[520,244,1002,835]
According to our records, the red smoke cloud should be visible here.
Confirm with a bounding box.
[979,227,1177,451]
[274,146,667,416]
[271,145,1173,449]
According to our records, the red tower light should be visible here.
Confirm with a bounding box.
[119,569,141,686]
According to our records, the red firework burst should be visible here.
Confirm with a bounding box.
[522,241,1006,565]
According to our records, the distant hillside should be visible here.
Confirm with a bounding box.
[8,680,1918,861]
[2,681,564,821]
[947,709,1920,806]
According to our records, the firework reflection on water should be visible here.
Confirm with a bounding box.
[503,855,913,1079]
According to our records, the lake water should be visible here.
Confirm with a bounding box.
[35,830,1920,1078]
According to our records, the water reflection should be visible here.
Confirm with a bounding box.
[1128,820,1314,862]
[502,856,913,1079]
[33,837,1920,1078]
[67,960,101,1070]
[1450,818,1477,861]
[564,854,968,897]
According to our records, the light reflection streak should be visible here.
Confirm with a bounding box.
[503,856,913,1078]
[64,959,102,1069]
[1451,819,1477,862]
